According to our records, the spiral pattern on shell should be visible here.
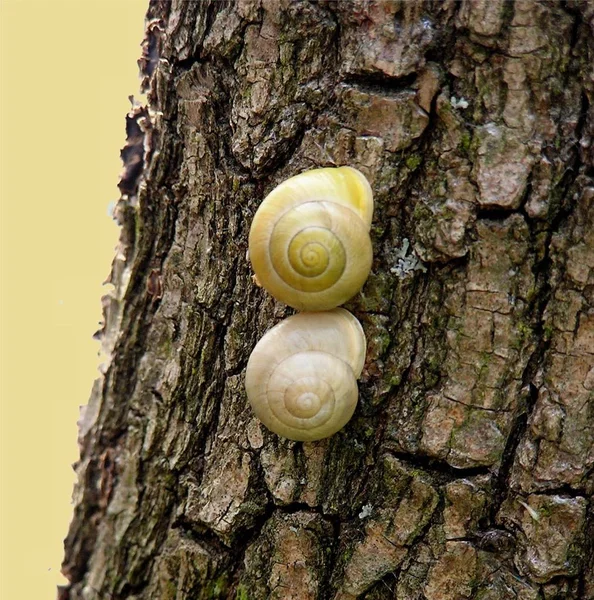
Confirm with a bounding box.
[245,309,366,441]
[249,166,374,311]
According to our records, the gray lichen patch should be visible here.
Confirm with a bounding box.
[389,238,427,279]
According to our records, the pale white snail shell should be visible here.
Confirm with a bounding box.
[245,308,366,441]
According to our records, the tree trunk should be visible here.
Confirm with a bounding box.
[62,1,594,599]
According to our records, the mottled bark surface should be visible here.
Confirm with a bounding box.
[63,1,594,599]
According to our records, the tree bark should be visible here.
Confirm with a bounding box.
[62,1,594,599]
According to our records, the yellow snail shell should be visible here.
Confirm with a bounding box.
[245,308,366,441]
[249,166,374,311]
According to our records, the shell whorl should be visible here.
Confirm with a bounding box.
[245,308,366,441]
[249,167,374,311]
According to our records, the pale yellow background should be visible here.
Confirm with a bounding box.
[1,1,147,597]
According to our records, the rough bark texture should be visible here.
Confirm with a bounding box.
[63,1,594,599]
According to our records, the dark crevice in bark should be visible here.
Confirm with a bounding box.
[274,501,344,528]
[489,161,584,528]
[476,206,526,221]
[230,515,275,594]
[201,0,222,54]
[385,449,492,482]
[246,89,339,177]
[577,89,592,163]
[565,3,584,50]
[99,306,157,437]
[367,571,400,600]
[424,3,463,68]
[523,486,590,499]
[489,382,538,521]
[488,12,590,517]
[172,515,236,559]
[342,72,418,94]
[577,501,594,600]
[442,394,513,414]
[257,119,314,178]
[319,520,342,600]
[173,55,202,73]
[474,528,516,554]
[518,180,537,226]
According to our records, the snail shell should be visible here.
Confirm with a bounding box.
[245,308,366,441]
[249,166,374,311]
